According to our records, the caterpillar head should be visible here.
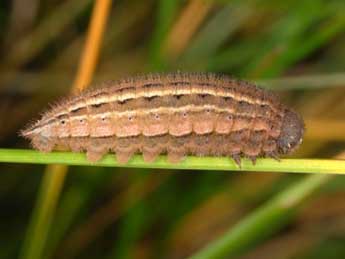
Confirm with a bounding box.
[277,109,304,154]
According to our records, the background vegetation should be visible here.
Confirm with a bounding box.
[0,0,344,258]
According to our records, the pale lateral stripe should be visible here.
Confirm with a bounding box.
[68,104,271,121]
[53,86,277,118]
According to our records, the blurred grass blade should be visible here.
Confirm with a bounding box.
[59,172,169,258]
[3,0,93,68]
[257,73,345,90]
[106,173,150,259]
[44,168,114,259]
[162,0,213,60]
[149,0,181,70]
[19,165,68,259]
[189,174,333,259]
[244,2,345,78]
[180,1,252,68]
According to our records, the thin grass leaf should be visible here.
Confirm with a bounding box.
[19,165,67,259]
[257,73,345,90]
[3,0,93,67]
[0,149,344,174]
[245,4,345,77]
[180,1,253,68]
[148,0,181,70]
[106,173,150,259]
[189,174,333,259]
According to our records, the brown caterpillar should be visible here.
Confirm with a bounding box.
[20,72,304,166]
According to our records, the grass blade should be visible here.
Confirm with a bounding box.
[0,149,344,174]
[189,174,333,259]
[19,165,67,259]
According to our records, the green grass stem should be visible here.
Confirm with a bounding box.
[0,149,344,174]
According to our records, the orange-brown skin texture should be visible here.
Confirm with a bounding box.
[21,72,304,165]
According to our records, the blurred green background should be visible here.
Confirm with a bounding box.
[0,0,345,258]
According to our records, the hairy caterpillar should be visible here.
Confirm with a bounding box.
[21,72,304,165]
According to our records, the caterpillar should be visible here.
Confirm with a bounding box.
[20,72,304,166]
